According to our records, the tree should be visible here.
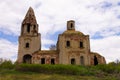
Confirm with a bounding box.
[0,58,3,64]
[49,45,56,50]
[115,59,120,64]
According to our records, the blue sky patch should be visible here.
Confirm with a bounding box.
[117,15,120,19]
[35,2,42,8]
[48,31,62,42]
[42,44,51,50]
[91,32,103,39]
[0,31,18,43]
[116,32,120,36]
[101,1,112,9]
[117,2,120,6]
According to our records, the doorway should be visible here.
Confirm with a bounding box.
[51,58,55,64]
[71,58,75,65]
[41,58,45,64]
[23,54,32,64]
[94,56,98,65]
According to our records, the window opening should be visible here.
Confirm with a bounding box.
[34,25,36,30]
[80,42,83,48]
[80,56,84,65]
[41,58,45,64]
[66,41,70,47]
[26,43,29,48]
[71,58,75,65]
[51,58,55,64]
[27,23,30,33]
[70,23,73,28]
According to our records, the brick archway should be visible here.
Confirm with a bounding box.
[23,54,32,64]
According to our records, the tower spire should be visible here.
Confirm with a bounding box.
[18,7,41,63]
[22,7,37,24]
[21,7,39,36]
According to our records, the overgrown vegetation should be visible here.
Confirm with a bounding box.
[0,59,120,80]
[0,60,14,69]
[15,64,91,75]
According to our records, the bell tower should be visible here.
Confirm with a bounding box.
[67,20,75,30]
[18,7,41,63]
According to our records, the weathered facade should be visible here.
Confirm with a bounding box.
[17,7,106,65]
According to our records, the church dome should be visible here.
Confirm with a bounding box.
[63,30,84,35]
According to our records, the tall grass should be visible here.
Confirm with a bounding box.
[93,64,120,74]
[0,60,120,77]
[15,64,92,75]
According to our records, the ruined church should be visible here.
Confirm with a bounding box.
[17,7,106,65]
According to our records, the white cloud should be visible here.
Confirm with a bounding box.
[0,38,18,62]
[0,0,120,63]
[90,36,120,63]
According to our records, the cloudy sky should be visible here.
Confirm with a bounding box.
[0,0,120,63]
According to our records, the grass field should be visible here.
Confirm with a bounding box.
[0,61,120,80]
[0,70,117,80]
[0,73,99,80]
[0,68,119,80]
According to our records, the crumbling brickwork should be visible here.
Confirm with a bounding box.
[17,7,106,65]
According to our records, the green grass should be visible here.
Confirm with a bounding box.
[15,64,92,75]
[0,61,120,80]
[0,70,117,80]
[0,74,98,80]
[0,70,116,80]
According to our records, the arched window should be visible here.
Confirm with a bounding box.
[71,58,75,65]
[27,23,30,33]
[80,41,83,48]
[26,43,29,48]
[66,41,70,47]
[70,23,73,28]
[80,56,84,65]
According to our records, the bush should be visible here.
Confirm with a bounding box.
[92,64,120,74]
[15,64,94,75]
[0,60,15,69]
[0,61,120,76]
